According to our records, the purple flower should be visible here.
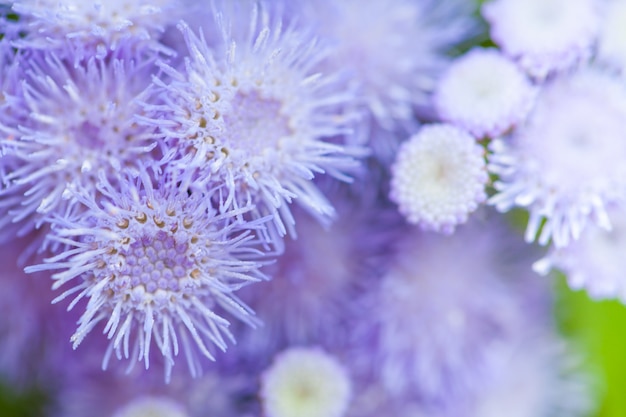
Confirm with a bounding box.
[26,166,272,380]
[389,124,488,233]
[434,48,536,139]
[142,2,363,237]
[0,43,160,242]
[299,0,477,129]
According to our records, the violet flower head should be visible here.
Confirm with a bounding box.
[489,67,626,247]
[483,0,600,78]
[26,166,272,380]
[144,3,362,237]
[467,332,592,417]
[260,347,352,417]
[352,213,537,407]
[596,0,626,72]
[0,43,161,242]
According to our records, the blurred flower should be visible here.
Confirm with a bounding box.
[143,3,362,237]
[389,124,487,233]
[300,0,476,130]
[235,184,394,364]
[489,67,626,247]
[483,0,599,78]
[260,347,352,417]
[434,48,536,138]
[597,0,626,72]
[535,204,626,302]
[11,0,179,58]
[467,331,593,417]
[349,213,541,408]
[0,43,160,242]
[26,167,272,379]
[112,396,187,417]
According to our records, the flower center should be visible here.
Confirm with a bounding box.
[119,230,195,294]
[222,90,292,157]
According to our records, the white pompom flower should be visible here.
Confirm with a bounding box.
[260,347,352,417]
[482,0,600,78]
[435,48,536,138]
[390,124,488,234]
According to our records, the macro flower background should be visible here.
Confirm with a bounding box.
[0,0,625,416]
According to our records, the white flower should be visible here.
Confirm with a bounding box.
[483,0,599,78]
[113,397,188,417]
[390,124,487,233]
[260,347,352,417]
[435,48,536,138]
[597,0,626,72]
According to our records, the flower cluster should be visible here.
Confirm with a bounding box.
[0,0,605,416]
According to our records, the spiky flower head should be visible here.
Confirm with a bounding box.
[26,167,271,380]
[389,124,487,234]
[299,0,476,130]
[434,48,536,138]
[144,5,361,237]
[482,0,599,78]
[260,347,352,417]
[534,204,626,302]
[11,0,179,58]
[0,44,159,241]
[489,68,626,247]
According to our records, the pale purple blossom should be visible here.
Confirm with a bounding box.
[434,48,536,138]
[489,67,626,247]
[142,4,362,237]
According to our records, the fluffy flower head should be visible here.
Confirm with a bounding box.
[390,124,487,233]
[489,68,626,247]
[597,0,626,72]
[26,168,270,379]
[0,45,158,239]
[357,215,534,404]
[434,48,536,138]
